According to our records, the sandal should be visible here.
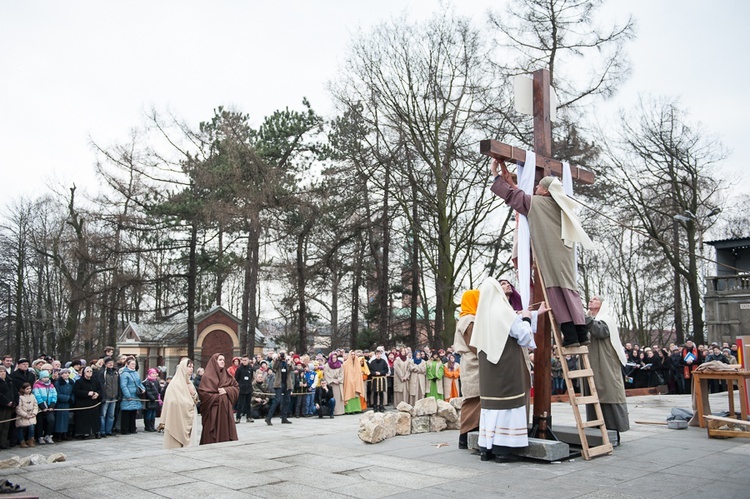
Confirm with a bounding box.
[0,479,25,494]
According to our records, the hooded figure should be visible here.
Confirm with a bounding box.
[585,296,630,437]
[162,358,201,448]
[471,277,540,462]
[198,353,239,445]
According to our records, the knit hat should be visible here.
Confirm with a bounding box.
[39,370,50,379]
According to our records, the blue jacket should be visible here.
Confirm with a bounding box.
[33,380,58,409]
[119,367,145,411]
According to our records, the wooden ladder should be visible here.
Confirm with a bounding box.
[538,272,613,460]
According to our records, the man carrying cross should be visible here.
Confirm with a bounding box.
[490,158,594,348]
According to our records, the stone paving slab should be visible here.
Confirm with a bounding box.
[0,393,748,498]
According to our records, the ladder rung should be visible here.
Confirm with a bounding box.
[582,419,604,428]
[571,395,599,405]
[586,443,613,458]
[567,368,593,379]
[559,345,589,355]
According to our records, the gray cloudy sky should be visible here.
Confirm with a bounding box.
[1,0,747,205]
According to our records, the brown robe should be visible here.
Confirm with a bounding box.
[198,353,240,445]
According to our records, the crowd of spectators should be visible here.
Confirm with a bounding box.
[0,345,464,450]
[0,337,741,451]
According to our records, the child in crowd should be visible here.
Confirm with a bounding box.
[16,382,38,448]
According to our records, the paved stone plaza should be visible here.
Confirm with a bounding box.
[1,392,748,498]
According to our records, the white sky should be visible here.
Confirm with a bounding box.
[1,0,748,205]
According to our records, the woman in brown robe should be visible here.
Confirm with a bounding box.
[198,353,239,445]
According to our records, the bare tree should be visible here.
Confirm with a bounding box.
[607,97,725,345]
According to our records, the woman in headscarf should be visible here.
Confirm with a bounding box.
[454,289,479,449]
[72,366,101,439]
[392,347,411,408]
[323,352,345,416]
[407,351,426,405]
[227,357,240,378]
[119,358,145,434]
[142,368,162,432]
[198,353,239,445]
[442,354,460,402]
[53,368,74,441]
[342,351,364,414]
[162,358,200,449]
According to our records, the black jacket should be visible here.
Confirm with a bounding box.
[235,364,255,394]
[315,385,333,406]
[11,368,36,402]
[0,377,14,409]
[369,358,389,377]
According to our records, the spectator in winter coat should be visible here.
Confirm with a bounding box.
[234,356,255,423]
[119,359,145,434]
[0,367,14,449]
[32,371,57,444]
[53,368,74,440]
[142,368,162,432]
[97,357,120,437]
[15,383,38,448]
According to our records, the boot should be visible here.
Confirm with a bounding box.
[281,418,292,424]
[458,432,468,450]
[27,438,35,448]
[480,449,495,462]
[19,440,27,448]
[560,322,580,348]
[576,324,590,346]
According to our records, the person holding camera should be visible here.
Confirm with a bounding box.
[265,351,294,425]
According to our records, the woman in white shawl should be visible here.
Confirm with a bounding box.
[161,358,201,449]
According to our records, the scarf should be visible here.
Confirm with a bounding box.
[327,353,342,369]
[471,277,519,364]
[592,300,627,366]
[412,352,423,365]
[540,176,594,250]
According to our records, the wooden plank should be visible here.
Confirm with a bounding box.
[559,345,590,355]
[567,368,594,379]
[581,419,605,428]
[586,443,614,458]
[707,429,750,439]
[704,415,750,426]
[480,139,595,184]
[571,395,599,405]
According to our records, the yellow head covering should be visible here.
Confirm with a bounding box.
[459,289,479,317]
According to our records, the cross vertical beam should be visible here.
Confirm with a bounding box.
[531,68,553,438]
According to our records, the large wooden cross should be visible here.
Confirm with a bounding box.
[480,68,595,439]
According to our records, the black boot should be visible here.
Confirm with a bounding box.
[458,433,468,450]
[576,324,590,346]
[480,449,495,462]
[560,322,580,348]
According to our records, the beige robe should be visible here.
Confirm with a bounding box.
[323,363,345,416]
[407,360,426,405]
[392,357,410,407]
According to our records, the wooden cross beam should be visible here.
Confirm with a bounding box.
[479,139,595,185]
[480,68,596,440]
